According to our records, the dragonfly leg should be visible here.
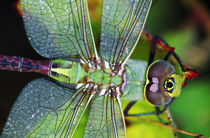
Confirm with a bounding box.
[148,35,160,65]
[124,101,136,115]
[124,98,175,124]
[154,35,185,71]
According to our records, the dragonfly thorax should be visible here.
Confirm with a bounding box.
[49,58,127,97]
[86,59,127,97]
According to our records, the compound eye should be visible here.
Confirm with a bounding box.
[144,60,175,106]
[145,83,172,106]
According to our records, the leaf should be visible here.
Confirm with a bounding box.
[122,99,176,138]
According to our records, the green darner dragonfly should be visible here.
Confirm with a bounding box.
[0,0,199,137]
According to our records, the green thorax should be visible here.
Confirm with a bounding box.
[88,70,122,86]
[49,59,122,86]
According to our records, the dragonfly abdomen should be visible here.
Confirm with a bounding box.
[49,59,88,84]
[0,55,50,75]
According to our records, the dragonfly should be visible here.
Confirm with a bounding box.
[0,0,199,137]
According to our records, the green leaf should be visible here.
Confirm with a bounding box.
[122,99,176,138]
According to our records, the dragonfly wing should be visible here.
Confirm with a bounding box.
[100,0,152,66]
[20,0,98,61]
[1,78,93,137]
[84,94,126,137]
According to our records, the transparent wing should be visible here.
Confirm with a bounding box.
[1,78,94,137]
[84,94,126,137]
[20,0,98,62]
[100,0,152,66]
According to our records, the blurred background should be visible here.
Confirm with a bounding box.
[0,0,209,137]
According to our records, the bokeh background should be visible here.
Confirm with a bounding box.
[0,0,209,137]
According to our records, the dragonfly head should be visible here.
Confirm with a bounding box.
[144,60,185,106]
